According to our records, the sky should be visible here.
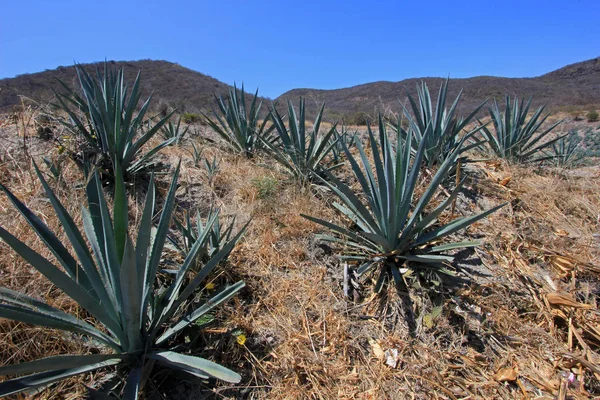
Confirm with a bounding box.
[1,0,599,99]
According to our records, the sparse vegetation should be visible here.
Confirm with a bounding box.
[587,109,599,122]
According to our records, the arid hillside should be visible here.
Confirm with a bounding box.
[0,60,239,113]
[1,57,600,122]
[277,57,600,121]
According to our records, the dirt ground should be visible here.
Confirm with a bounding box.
[0,112,599,399]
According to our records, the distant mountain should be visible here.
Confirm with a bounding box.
[0,60,245,113]
[1,57,599,122]
[276,57,600,122]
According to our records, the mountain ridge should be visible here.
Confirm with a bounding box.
[277,57,600,121]
[1,57,599,120]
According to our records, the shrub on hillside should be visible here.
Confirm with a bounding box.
[182,112,201,124]
[344,111,370,126]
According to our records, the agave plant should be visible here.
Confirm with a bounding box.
[0,162,247,398]
[302,115,505,297]
[169,207,236,268]
[161,117,189,145]
[189,142,203,167]
[550,130,585,168]
[203,154,220,185]
[479,96,565,163]
[203,85,275,157]
[392,79,487,168]
[330,125,358,164]
[264,98,342,182]
[54,63,176,179]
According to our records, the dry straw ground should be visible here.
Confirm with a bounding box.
[0,110,599,399]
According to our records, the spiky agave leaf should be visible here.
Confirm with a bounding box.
[549,130,586,168]
[168,206,237,268]
[302,115,505,294]
[392,79,487,168]
[264,98,342,182]
[203,84,275,157]
[53,63,176,179]
[161,117,189,145]
[330,125,358,164]
[0,162,247,397]
[479,96,565,163]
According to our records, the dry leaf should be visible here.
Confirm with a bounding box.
[553,229,570,237]
[546,292,593,309]
[493,366,518,382]
[551,256,576,273]
[485,160,502,170]
[368,338,384,360]
[498,176,512,186]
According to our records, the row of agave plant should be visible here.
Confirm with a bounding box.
[0,63,581,397]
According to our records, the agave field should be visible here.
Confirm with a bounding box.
[0,64,598,399]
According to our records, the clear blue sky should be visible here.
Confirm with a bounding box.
[1,0,599,98]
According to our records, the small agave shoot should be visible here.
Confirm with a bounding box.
[54,64,176,180]
[330,125,358,165]
[169,207,236,268]
[203,84,275,157]
[392,79,487,168]
[479,96,565,163]
[265,98,342,182]
[303,116,505,330]
[550,130,585,168]
[0,163,247,398]
[161,117,189,145]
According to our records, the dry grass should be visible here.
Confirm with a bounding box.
[0,113,599,399]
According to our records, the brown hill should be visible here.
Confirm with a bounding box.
[1,57,599,121]
[277,57,600,122]
[0,60,243,114]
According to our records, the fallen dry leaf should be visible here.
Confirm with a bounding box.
[498,176,512,186]
[485,160,502,170]
[551,255,576,273]
[493,366,518,382]
[368,338,384,360]
[553,229,570,237]
[546,292,593,309]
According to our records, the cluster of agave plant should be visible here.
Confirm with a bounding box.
[0,63,581,397]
